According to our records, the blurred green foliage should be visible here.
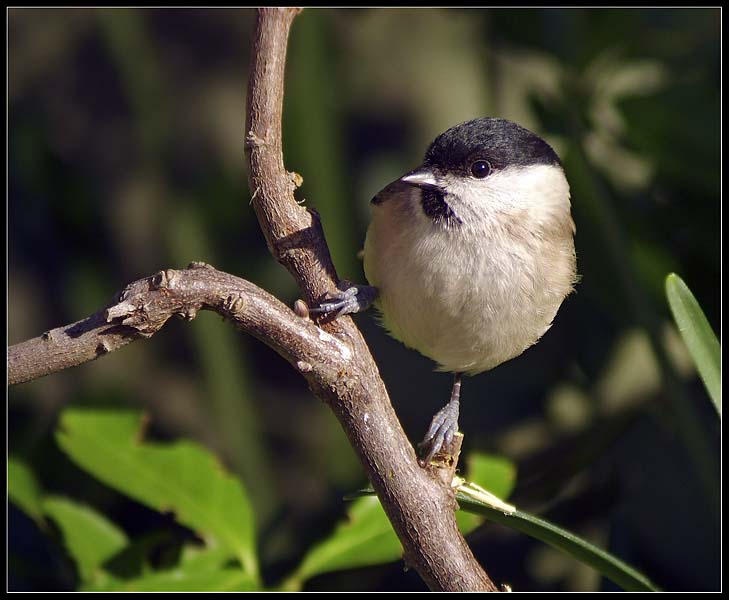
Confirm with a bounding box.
[8,8,719,591]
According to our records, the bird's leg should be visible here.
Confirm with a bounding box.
[419,372,462,465]
[309,280,378,318]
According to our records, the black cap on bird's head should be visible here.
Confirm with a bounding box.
[422,117,561,175]
[383,118,567,227]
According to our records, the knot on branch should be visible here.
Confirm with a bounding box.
[289,171,303,189]
[293,299,310,319]
[223,292,248,319]
[105,301,140,323]
[151,269,178,291]
[245,131,269,149]
[104,299,159,338]
[177,307,198,322]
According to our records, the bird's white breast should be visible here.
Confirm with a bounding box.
[363,165,576,375]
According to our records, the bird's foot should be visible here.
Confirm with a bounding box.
[418,398,461,466]
[309,281,378,319]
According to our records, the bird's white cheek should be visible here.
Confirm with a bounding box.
[466,165,572,226]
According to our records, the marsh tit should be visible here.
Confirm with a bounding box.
[312,117,577,464]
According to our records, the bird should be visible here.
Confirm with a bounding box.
[311,117,577,464]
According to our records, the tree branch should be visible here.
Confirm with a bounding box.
[242,7,497,591]
[7,262,345,387]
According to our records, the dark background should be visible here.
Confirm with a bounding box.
[8,8,720,591]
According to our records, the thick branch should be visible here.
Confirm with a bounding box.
[8,263,344,387]
[243,7,497,591]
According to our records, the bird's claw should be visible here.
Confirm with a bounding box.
[309,282,378,319]
[418,400,460,465]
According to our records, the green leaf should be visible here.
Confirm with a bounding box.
[85,567,258,592]
[8,457,44,523]
[465,452,517,500]
[665,273,721,416]
[455,490,660,592]
[283,495,402,589]
[43,495,129,583]
[55,408,258,581]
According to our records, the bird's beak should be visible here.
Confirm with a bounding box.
[400,168,442,191]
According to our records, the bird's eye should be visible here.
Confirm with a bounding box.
[470,160,491,179]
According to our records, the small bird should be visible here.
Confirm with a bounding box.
[312,117,577,464]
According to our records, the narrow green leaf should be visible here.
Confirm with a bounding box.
[8,457,44,523]
[85,567,258,592]
[43,495,129,583]
[665,273,721,415]
[284,495,402,589]
[55,408,258,581]
[456,492,660,592]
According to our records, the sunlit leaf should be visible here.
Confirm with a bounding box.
[284,495,401,589]
[456,490,659,592]
[55,408,258,581]
[665,273,721,416]
[465,452,517,500]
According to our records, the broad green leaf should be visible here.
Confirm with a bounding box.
[465,452,517,500]
[283,495,402,589]
[85,567,258,592]
[665,273,721,416]
[8,457,44,523]
[55,408,258,581]
[455,490,660,592]
[43,495,128,583]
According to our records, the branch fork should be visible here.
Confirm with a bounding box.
[8,7,498,591]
